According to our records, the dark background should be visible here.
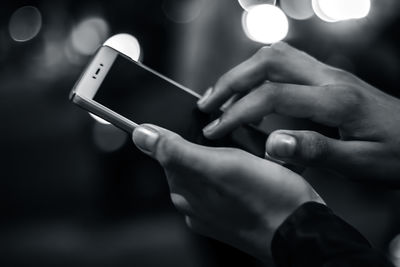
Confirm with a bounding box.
[0,0,399,266]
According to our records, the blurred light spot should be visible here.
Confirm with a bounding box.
[9,6,42,42]
[30,39,67,81]
[64,40,85,65]
[280,0,314,20]
[238,0,276,11]
[242,4,289,44]
[104,33,141,61]
[162,0,205,23]
[71,17,109,56]
[390,234,400,267]
[89,113,111,125]
[312,0,371,22]
[93,123,127,152]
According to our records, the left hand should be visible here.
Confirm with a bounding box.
[132,124,324,261]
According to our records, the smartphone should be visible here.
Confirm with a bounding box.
[70,44,267,157]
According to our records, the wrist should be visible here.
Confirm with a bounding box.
[270,188,326,240]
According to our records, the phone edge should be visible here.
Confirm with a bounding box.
[71,93,137,133]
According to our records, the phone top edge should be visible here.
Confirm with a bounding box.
[72,47,118,100]
[101,45,202,99]
[132,60,202,99]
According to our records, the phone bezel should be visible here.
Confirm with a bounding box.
[70,45,201,133]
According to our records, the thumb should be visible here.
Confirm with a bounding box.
[265,130,390,180]
[132,125,161,156]
[265,130,342,167]
[131,124,194,166]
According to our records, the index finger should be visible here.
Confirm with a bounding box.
[198,42,338,113]
[203,83,351,139]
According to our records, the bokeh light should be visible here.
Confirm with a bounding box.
[390,234,400,267]
[70,17,109,56]
[238,0,276,11]
[280,0,314,20]
[162,0,206,23]
[89,113,111,125]
[9,6,42,42]
[93,123,127,153]
[242,4,289,44]
[103,33,141,61]
[312,0,371,22]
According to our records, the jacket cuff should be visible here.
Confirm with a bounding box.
[271,202,371,267]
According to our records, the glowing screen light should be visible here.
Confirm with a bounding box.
[390,234,400,267]
[9,6,42,42]
[312,0,371,22]
[242,4,289,44]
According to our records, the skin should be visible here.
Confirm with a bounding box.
[198,42,400,185]
[132,125,324,261]
[131,42,400,261]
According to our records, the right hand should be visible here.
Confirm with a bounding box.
[197,42,400,185]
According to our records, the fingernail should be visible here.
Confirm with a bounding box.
[132,126,159,154]
[265,151,286,165]
[203,118,221,133]
[221,95,239,112]
[197,87,213,106]
[272,134,297,158]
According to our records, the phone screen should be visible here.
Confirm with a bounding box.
[93,53,210,143]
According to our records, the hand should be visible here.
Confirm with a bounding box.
[132,125,324,261]
[198,42,400,185]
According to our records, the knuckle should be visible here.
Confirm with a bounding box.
[255,46,275,64]
[263,83,281,106]
[214,73,236,94]
[221,107,243,126]
[319,83,365,124]
[328,68,348,81]
[257,45,271,57]
[270,41,290,53]
[322,67,361,86]
[344,85,364,107]
[254,43,290,79]
[331,83,364,114]
[216,72,231,88]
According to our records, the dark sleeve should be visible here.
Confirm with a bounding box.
[271,202,394,267]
